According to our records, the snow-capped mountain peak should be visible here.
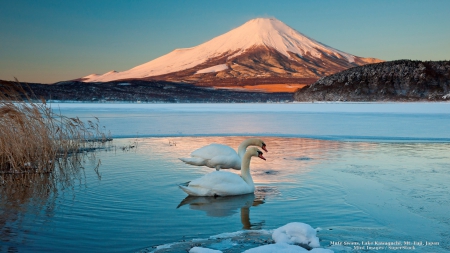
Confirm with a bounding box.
[208,17,354,61]
[82,18,380,83]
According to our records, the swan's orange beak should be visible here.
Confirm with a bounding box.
[258,153,266,161]
[262,144,268,152]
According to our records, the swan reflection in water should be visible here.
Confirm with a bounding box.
[177,193,265,229]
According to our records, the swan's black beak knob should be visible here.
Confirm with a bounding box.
[257,151,266,161]
[262,144,268,152]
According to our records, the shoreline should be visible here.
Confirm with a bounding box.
[48,101,450,114]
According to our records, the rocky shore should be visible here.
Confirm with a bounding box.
[294,60,450,102]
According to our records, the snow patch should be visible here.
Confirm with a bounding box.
[82,74,101,79]
[145,222,332,253]
[196,64,228,74]
[244,243,334,253]
[189,247,223,253]
[244,243,307,252]
[152,243,175,251]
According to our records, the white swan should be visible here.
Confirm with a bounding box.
[179,147,265,196]
[179,138,267,171]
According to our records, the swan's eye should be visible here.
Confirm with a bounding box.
[258,151,263,155]
[261,143,268,152]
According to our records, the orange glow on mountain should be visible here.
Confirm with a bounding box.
[216,84,308,93]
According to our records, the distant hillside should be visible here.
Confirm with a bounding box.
[294,60,450,102]
[1,80,293,103]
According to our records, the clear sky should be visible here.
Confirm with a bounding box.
[1,0,449,83]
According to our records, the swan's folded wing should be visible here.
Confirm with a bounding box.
[191,144,237,159]
[179,185,212,196]
[206,155,240,169]
[179,157,207,166]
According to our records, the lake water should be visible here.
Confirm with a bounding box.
[1,103,449,252]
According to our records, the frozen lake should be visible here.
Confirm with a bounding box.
[1,103,449,252]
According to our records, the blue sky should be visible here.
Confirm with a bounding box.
[1,0,449,83]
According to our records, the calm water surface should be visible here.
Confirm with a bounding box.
[1,103,450,252]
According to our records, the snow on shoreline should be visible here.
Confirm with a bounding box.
[145,222,333,253]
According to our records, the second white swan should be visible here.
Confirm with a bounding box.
[179,138,267,171]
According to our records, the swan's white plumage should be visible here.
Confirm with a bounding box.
[179,171,254,196]
[178,157,207,166]
[180,138,266,170]
[194,143,240,169]
[179,147,264,196]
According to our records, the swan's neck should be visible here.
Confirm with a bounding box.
[237,138,258,158]
[240,152,254,186]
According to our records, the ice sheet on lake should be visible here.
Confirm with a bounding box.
[51,103,450,142]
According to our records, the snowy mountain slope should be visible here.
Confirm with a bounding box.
[81,18,382,84]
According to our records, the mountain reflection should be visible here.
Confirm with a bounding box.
[177,193,265,229]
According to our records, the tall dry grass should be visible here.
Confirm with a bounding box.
[0,80,110,175]
[0,80,113,244]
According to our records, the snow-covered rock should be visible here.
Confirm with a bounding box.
[272,222,320,248]
[189,222,330,253]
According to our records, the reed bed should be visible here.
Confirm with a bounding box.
[0,80,113,244]
[0,79,110,176]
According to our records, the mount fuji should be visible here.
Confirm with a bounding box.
[80,18,382,91]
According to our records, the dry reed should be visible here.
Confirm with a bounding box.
[0,79,110,175]
[0,80,113,245]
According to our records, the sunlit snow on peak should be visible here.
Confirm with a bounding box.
[83,17,356,82]
[195,64,229,74]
